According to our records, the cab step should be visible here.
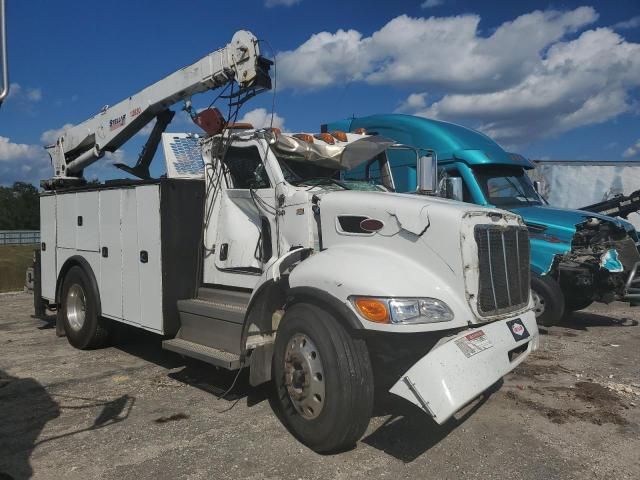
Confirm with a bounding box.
[162,338,242,370]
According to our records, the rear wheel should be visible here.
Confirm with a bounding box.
[272,303,374,453]
[59,266,110,349]
[531,273,565,327]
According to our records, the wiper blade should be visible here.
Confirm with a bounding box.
[291,176,350,190]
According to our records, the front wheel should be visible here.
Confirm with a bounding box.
[531,273,565,327]
[272,303,374,453]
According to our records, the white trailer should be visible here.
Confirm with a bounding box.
[529,160,640,229]
[37,31,538,453]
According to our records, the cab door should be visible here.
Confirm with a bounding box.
[211,141,276,289]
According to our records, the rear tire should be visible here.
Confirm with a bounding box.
[59,266,110,349]
[272,303,374,453]
[531,273,565,327]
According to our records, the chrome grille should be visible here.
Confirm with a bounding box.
[474,225,530,316]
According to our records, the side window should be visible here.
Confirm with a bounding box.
[222,145,270,189]
[445,167,472,203]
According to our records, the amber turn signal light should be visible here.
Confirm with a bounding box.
[354,298,389,323]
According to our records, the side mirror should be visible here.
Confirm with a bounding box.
[417,154,437,193]
[0,0,7,106]
[533,180,544,194]
[444,177,464,202]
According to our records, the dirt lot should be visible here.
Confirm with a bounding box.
[1,292,639,480]
[0,245,34,292]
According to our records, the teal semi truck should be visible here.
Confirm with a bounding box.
[323,114,640,325]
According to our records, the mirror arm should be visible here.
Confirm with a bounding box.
[0,0,8,105]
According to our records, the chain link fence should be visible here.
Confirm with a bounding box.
[0,230,40,245]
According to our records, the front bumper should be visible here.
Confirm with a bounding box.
[389,310,538,424]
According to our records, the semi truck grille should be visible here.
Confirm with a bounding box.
[474,225,530,316]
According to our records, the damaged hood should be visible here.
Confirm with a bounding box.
[511,205,636,242]
[272,134,395,170]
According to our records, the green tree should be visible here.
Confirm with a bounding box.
[0,182,40,230]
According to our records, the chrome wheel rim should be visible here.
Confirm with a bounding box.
[284,333,325,420]
[66,284,86,331]
[532,290,545,317]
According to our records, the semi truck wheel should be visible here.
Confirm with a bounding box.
[272,303,374,453]
[531,273,565,327]
[59,266,110,349]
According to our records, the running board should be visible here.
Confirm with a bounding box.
[162,338,242,370]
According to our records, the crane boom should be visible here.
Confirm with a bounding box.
[43,30,271,189]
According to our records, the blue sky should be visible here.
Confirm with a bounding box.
[1,0,639,185]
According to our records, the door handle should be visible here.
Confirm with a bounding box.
[140,250,148,263]
[219,243,228,261]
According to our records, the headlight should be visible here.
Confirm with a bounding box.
[351,297,454,324]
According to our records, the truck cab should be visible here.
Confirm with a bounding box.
[326,114,640,325]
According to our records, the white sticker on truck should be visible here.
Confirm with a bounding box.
[454,330,493,358]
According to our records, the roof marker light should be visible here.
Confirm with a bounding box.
[293,133,314,144]
[315,133,335,144]
[331,131,348,142]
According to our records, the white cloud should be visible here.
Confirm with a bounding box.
[396,92,428,112]
[410,27,640,144]
[265,0,301,7]
[40,123,75,145]
[613,16,640,30]
[0,136,42,161]
[0,136,49,186]
[277,7,598,92]
[277,6,640,145]
[421,0,443,8]
[238,108,286,130]
[7,83,42,103]
[623,139,640,159]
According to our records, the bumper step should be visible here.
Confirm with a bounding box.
[162,338,242,370]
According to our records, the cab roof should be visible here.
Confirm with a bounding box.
[326,114,534,169]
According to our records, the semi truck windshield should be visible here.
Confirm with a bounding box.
[473,165,542,207]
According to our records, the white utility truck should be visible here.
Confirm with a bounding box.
[36,30,538,453]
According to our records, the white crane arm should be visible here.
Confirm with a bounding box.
[44,30,270,187]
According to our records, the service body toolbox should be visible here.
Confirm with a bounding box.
[40,179,204,335]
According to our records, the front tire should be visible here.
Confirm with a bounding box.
[272,303,374,453]
[59,266,110,349]
[531,273,565,327]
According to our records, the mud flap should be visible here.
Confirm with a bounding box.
[389,312,538,424]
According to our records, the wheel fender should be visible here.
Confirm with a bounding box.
[56,256,102,317]
[288,245,471,332]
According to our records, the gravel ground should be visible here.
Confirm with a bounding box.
[1,292,639,480]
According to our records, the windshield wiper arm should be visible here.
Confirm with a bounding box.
[292,177,350,190]
[503,176,534,206]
